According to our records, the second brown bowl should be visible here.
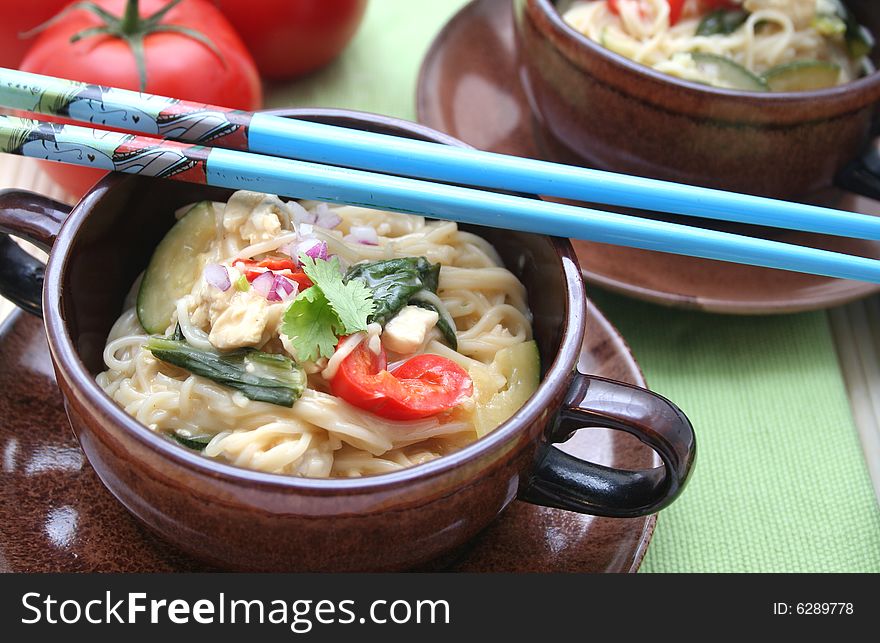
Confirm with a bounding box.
[514,0,880,199]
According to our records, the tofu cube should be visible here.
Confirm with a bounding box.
[382,306,439,355]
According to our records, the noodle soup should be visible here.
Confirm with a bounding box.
[97,191,539,478]
[2,108,693,570]
[562,0,874,91]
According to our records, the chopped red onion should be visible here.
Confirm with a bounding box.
[295,238,329,261]
[204,264,230,291]
[270,275,298,302]
[305,240,329,260]
[296,238,319,255]
[298,223,314,237]
[345,225,379,246]
[288,200,316,225]
[316,212,342,229]
[314,204,342,229]
[251,270,275,298]
[276,275,296,295]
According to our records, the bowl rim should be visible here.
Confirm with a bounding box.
[532,0,880,103]
[43,107,587,495]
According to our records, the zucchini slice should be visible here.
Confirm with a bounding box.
[690,53,768,91]
[472,340,541,437]
[763,60,841,92]
[137,201,218,334]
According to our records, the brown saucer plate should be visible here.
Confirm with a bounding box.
[417,0,880,314]
[0,300,656,573]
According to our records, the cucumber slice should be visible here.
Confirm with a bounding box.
[763,60,841,92]
[689,53,768,91]
[472,340,540,438]
[137,201,218,334]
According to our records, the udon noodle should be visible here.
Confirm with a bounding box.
[562,0,873,89]
[97,191,538,478]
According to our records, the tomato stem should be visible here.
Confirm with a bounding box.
[23,0,226,91]
[121,0,141,34]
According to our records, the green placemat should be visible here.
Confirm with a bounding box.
[591,290,880,573]
[267,0,880,572]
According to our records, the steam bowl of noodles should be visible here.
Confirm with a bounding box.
[514,0,880,198]
[0,110,694,571]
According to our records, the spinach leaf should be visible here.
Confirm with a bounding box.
[697,9,749,36]
[345,257,440,325]
[167,432,212,451]
[345,257,458,350]
[146,337,306,407]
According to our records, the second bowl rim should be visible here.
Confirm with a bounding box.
[530,0,880,104]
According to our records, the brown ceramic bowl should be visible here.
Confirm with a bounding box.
[514,0,880,199]
[0,109,695,572]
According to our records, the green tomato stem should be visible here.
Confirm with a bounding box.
[121,0,141,34]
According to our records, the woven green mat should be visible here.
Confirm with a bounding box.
[269,0,880,572]
[592,290,880,572]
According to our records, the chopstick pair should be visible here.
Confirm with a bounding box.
[1,67,880,283]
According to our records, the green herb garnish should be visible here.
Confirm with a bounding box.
[280,255,375,362]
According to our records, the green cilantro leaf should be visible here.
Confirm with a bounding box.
[281,286,343,363]
[299,255,374,334]
[281,255,375,362]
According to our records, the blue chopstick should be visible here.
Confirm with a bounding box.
[250,116,880,240]
[1,66,879,240]
[211,147,880,283]
[2,114,879,284]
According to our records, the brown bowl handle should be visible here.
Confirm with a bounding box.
[520,374,696,518]
[835,130,880,199]
[0,190,70,317]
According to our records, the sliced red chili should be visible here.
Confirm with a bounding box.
[331,342,473,421]
[233,257,313,289]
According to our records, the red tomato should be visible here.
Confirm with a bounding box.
[667,0,686,25]
[245,269,312,291]
[331,343,473,421]
[19,0,262,198]
[233,258,313,289]
[215,0,367,80]
[285,272,314,292]
[256,257,300,271]
[608,0,686,25]
[0,1,71,69]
